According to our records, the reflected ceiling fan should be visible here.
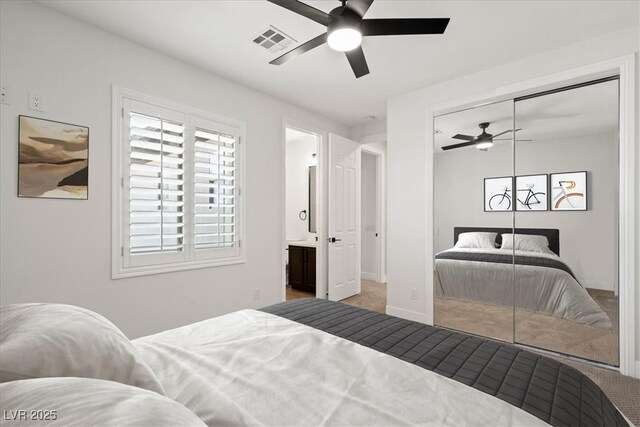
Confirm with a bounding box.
[442,122,530,151]
[266,0,450,78]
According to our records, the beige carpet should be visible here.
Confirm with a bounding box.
[435,290,619,366]
[286,280,387,314]
[341,280,387,313]
[285,283,638,425]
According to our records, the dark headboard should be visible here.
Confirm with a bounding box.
[453,227,560,256]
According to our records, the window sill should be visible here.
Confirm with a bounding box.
[112,256,245,279]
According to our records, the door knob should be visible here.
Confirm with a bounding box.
[328,237,342,243]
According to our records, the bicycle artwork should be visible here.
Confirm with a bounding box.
[484,176,513,212]
[550,171,587,211]
[514,174,548,211]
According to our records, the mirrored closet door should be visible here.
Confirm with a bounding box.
[513,78,619,365]
[433,77,620,367]
[433,100,515,343]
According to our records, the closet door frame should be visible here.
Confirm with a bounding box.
[426,54,636,378]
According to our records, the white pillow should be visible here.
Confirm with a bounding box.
[454,232,497,249]
[0,303,165,395]
[0,377,205,426]
[501,234,555,255]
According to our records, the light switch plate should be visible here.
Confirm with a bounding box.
[0,86,9,105]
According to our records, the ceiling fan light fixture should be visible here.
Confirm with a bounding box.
[327,27,362,51]
[475,140,494,150]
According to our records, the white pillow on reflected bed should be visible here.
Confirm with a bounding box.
[0,377,205,427]
[454,232,497,249]
[501,234,555,255]
[0,303,165,395]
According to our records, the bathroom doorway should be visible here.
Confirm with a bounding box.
[284,124,322,301]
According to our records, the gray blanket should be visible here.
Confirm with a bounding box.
[261,298,627,427]
[435,248,612,328]
[436,250,578,281]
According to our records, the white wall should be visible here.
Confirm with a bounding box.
[351,118,387,141]
[0,0,349,338]
[361,152,377,280]
[285,134,317,242]
[386,25,639,365]
[434,134,618,291]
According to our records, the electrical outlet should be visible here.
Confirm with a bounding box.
[1,86,9,105]
[28,92,43,112]
[410,288,418,300]
[254,288,261,300]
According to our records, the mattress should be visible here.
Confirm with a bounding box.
[261,298,627,427]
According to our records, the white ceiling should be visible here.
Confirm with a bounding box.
[39,1,638,127]
[434,78,619,152]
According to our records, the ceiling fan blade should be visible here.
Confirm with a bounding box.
[343,0,374,18]
[361,18,450,36]
[270,33,328,65]
[442,141,476,151]
[492,128,522,138]
[494,138,533,141]
[266,0,331,26]
[452,134,475,141]
[345,46,370,78]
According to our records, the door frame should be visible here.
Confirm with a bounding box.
[426,54,636,377]
[360,141,386,283]
[281,118,328,301]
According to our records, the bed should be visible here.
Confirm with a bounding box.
[0,300,628,426]
[435,227,612,329]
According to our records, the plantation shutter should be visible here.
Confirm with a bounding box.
[192,117,240,259]
[125,100,187,266]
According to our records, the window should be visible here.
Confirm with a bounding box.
[113,88,244,278]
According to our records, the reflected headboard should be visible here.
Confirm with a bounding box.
[453,227,560,256]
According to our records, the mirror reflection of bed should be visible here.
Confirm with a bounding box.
[434,227,618,365]
[432,78,619,367]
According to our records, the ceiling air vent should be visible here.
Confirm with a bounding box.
[252,26,296,54]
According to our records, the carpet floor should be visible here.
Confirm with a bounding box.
[434,289,619,366]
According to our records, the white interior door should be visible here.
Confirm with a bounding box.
[328,133,361,301]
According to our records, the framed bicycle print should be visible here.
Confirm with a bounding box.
[515,174,548,211]
[484,176,514,212]
[550,171,587,211]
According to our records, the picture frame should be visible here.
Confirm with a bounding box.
[484,176,513,212]
[18,115,89,200]
[515,174,548,211]
[550,171,587,211]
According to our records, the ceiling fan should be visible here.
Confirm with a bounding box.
[441,122,530,151]
[266,0,450,78]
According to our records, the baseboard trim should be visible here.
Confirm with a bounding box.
[579,279,614,292]
[385,305,426,323]
[362,272,377,281]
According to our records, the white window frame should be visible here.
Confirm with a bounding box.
[112,86,246,279]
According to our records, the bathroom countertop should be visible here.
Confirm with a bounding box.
[286,240,317,248]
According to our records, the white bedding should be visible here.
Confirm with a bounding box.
[435,247,612,328]
[0,377,205,427]
[134,309,548,427]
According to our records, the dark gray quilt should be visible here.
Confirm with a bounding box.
[260,298,627,427]
[436,250,578,281]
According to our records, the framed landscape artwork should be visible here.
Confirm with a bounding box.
[484,176,513,212]
[18,115,89,199]
[550,171,587,211]
[515,174,548,211]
